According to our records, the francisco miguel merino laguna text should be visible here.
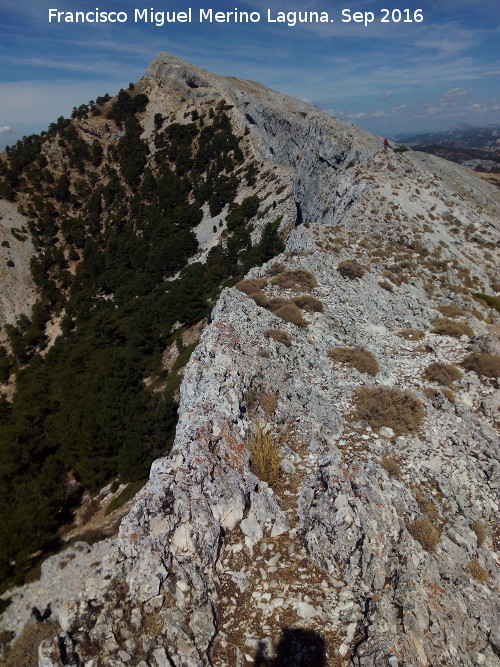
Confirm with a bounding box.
[48,7,334,27]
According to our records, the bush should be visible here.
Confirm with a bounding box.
[274,303,308,327]
[248,423,281,489]
[267,262,286,276]
[423,362,462,387]
[291,295,324,313]
[264,329,291,347]
[267,297,290,313]
[467,559,489,583]
[381,456,401,478]
[271,269,318,291]
[431,318,474,339]
[473,293,500,313]
[461,352,500,378]
[397,328,425,341]
[337,260,366,280]
[328,346,379,376]
[471,521,487,547]
[264,329,292,347]
[408,518,439,551]
[352,386,425,435]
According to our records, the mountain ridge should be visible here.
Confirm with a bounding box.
[0,53,499,667]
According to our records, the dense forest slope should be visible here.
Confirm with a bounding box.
[0,53,499,666]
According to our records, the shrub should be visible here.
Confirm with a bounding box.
[249,291,269,308]
[381,456,401,478]
[397,328,425,341]
[467,559,489,583]
[328,346,379,376]
[471,521,487,547]
[264,329,291,347]
[248,423,281,489]
[461,352,500,378]
[408,518,440,551]
[291,295,324,313]
[424,362,462,387]
[274,303,308,327]
[431,318,474,339]
[337,260,366,280]
[271,269,318,291]
[267,297,290,313]
[473,293,500,313]
[235,277,268,295]
[352,386,425,435]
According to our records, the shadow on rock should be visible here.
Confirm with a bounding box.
[254,628,326,666]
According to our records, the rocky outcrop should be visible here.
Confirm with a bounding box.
[1,53,499,666]
[0,199,36,345]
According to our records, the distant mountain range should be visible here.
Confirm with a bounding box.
[396,125,500,171]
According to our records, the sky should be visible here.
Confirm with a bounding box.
[0,0,499,149]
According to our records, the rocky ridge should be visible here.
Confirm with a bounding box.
[1,53,499,666]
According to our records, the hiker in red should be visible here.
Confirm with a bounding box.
[384,137,389,151]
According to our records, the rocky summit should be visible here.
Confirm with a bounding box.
[1,53,499,666]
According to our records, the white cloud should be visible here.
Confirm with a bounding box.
[377,91,392,100]
[0,126,13,134]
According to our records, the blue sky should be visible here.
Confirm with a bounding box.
[0,0,499,149]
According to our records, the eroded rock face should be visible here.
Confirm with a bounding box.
[1,53,499,666]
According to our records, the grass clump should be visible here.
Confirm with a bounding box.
[337,260,366,280]
[461,352,500,378]
[352,386,425,435]
[471,521,487,547]
[274,303,308,327]
[397,328,425,341]
[248,423,281,489]
[423,362,462,387]
[328,346,379,376]
[408,518,440,551]
[290,295,324,313]
[431,318,474,339]
[271,269,318,291]
[1,620,61,667]
[267,262,286,276]
[264,329,291,347]
[381,456,402,479]
[378,281,394,293]
[467,559,489,583]
[235,277,268,295]
[436,304,466,318]
[104,479,147,516]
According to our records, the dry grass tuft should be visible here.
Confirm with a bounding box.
[260,393,277,417]
[441,388,456,403]
[248,422,281,489]
[274,303,309,327]
[271,269,318,291]
[267,262,286,276]
[337,260,366,280]
[424,362,462,387]
[328,346,379,376]
[352,386,425,435]
[431,318,474,339]
[471,521,487,547]
[1,621,61,667]
[264,329,292,347]
[235,278,268,295]
[414,488,439,522]
[408,518,440,551]
[436,304,466,318]
[291,295,324,313]
[381,456,402,479]
[397,328,425,341]
[467,559,489,583]
[461,352,500,378]
[266,297,290,313]
[378,281,394,293]
[249,291,268,308]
